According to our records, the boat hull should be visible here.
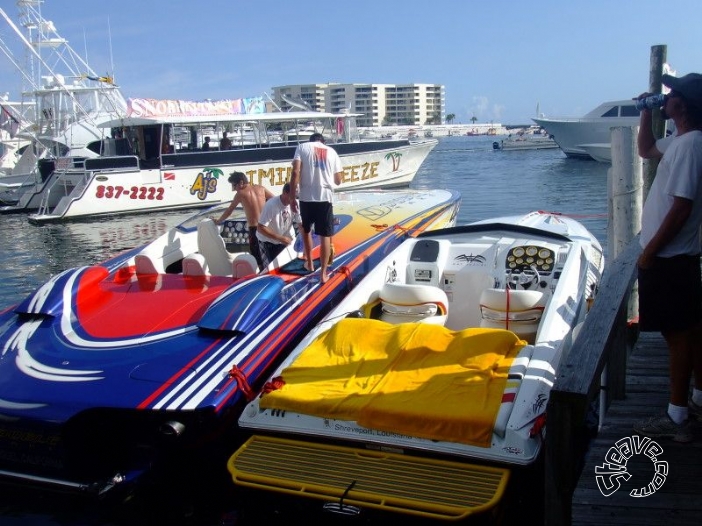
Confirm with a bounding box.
[232,211,604,519]
[19,139,437,222]
[0,188,459,495]
[532,117,639,158]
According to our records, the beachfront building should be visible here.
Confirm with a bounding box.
[271,83,445,127]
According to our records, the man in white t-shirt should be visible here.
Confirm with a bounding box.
[256,183,298,268]
[634,72,702,443]
[290,133,343,283]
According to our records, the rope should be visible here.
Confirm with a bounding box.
[338,265,352,286]
[536,210,607,219]
[505,287,510,331]
[228,365,255,402]
[260,376,286,396]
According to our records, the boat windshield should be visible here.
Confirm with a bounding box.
[175,203,245,232]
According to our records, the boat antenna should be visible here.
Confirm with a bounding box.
[108,16,116,84]
[83,28,89,66]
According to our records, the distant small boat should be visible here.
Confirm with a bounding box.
[492,130,558,151]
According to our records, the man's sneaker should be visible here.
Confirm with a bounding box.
[633,413,693,443]
[689,399,702,422]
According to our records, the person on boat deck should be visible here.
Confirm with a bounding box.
[290,132,343,284]
[634,72,702,443]
[216,171,274,270]
[256,183,299,268]
[202,136,211,151]
[220,131,232,150]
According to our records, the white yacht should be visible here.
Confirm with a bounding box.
[532,99,640,159]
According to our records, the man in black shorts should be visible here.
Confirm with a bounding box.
[290,133,343,283]
[634,72,702,443]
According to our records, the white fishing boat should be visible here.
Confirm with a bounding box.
[230,210,604,521]
[0,95,34,181]
[16,99,437,222]
[532,99,640,159]
[0,1,128,207]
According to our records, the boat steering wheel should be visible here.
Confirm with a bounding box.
[510,264,540,290]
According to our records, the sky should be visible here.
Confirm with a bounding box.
[0,0,701,125]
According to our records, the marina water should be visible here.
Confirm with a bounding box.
[0,135,609,524]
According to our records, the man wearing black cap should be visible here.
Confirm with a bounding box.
[635,72,702,442]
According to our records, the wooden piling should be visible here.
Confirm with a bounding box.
[643,44,667,200]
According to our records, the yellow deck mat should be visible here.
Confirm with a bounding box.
[260,318,525,447]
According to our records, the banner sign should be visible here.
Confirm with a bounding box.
[126,97,265,118]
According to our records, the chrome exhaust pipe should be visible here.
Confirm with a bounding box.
[159,420,185,438]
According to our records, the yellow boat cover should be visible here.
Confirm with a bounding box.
[259,318,526,448]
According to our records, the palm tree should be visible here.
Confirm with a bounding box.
[470,115,478,125]
[446,113,456,124]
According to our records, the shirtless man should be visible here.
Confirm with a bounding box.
[216,171,274,269]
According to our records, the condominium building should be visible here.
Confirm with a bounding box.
[272,83,445,127]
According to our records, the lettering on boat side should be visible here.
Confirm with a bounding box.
[332,422,415,441]
[342,161,380,183]
[595,435,667,497]
[95,185,164,200]
[243,162,381,187]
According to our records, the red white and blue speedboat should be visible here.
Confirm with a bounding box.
[0,188,460,495]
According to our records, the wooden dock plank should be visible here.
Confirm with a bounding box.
[571,332,702,526]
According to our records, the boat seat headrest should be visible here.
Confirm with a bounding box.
[379,282,449,325]
[134,254,160,275]
[233,253,258,279]
[182,253,207,276]
[479,288,546,342]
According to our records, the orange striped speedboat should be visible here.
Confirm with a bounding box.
[0,188,460,496]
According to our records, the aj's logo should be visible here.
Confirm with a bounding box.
[190,167,223,200]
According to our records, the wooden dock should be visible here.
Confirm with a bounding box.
[544,237,702,525]
[571,331,702,525]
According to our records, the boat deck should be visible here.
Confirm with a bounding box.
[571,332,702,525]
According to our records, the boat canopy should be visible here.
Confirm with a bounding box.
[98,111,363,128]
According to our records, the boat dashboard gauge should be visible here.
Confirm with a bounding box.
[506,245,556,273]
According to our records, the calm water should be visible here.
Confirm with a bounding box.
[0,136,609,524]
